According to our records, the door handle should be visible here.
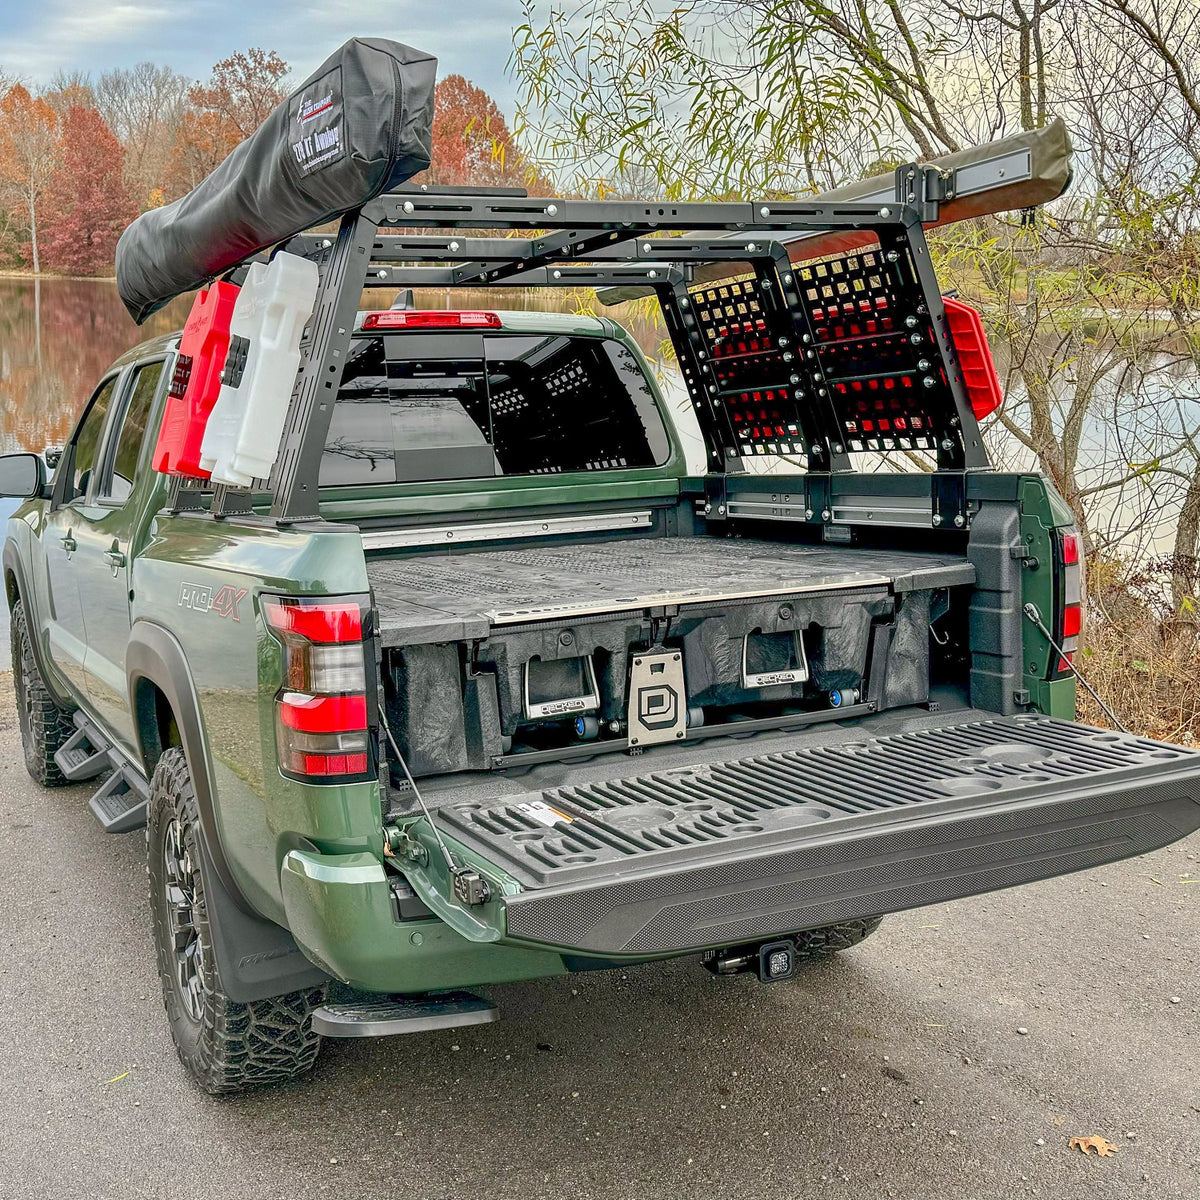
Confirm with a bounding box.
[60,532,76,554]
[104,547,127,576]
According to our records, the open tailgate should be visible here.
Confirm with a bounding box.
[400,711,1200,956]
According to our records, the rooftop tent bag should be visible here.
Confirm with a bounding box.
[115,37,437,324]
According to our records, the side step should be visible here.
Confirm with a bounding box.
[311,991,499,1039]
[88,765,149,835]
[58,710,151,834]
[54,712,111,781]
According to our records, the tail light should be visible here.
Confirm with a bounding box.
[943,298,1003,420]
[361,310,502,330]
[1050,528,1084,678]
[262,594,374,782]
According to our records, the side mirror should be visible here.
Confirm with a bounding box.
[0,453,47,499]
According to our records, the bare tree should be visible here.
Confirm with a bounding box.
[95,62,191,206]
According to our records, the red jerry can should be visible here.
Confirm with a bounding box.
[152,281,240,477]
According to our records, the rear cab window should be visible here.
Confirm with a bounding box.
[320,327,672,486]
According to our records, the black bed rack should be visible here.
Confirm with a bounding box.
[199,189,985,526]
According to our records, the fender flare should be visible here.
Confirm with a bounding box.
[2,540,74,708]
[126,621,330,1002]
[125,620,250,911]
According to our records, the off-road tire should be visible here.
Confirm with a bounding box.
[147,747,325,1095]
[10,599,75,786]
[792,917,883,962]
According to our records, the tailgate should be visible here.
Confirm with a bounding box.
[403,713,1200,956]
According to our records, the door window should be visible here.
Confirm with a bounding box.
[101,360,163,504]
[69,376,118,501]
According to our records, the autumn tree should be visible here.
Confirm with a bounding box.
[421,74,549,193]
[165,49,287,199]
[0,85,60,273]
[40,105,137,275]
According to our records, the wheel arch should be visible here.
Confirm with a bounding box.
[125,620,251,913]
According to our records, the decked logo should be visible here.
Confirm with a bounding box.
[627,650,688,746]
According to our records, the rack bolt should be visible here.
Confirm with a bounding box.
[449,240,460,252]
[760,206,771,218]
[941,438,954,450]
[746,242,757,253]
[886,250,899,262]
[783,273,793,284]
[717,504,726,515]
[560,631,575,647]
[909,333,924,345]
[552,269,562,279]
[804,508,814,519]
[879,207,892,218]
[402,200,415,214]
[821,508,832,521]
[546,204,558,216]
[778,335,789,347]
[789,374,801,385]
[923,376,937,388]
[833,443,844,454]
[932,513,943,526]
[918,358,932,371]
[802,333,812,344]
[953,514,966,527]
[905,315,919,328]
[643,242,653,252]
[703,501,711,514]
[782,351,794,362]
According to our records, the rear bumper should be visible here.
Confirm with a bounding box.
[501,777,1200,955]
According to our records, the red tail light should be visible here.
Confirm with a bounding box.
[943,298,1003,420]
[1050,528,1084,680]
[262,595,373,783]
[361,310,502,330]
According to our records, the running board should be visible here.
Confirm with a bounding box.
[88,765,149,835]
[311,991,498,1038]
[58,710,151,834]
[54,712,111,781]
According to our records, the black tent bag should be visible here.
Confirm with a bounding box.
[116,37,436,323]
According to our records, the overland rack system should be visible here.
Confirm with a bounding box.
[174,192,983,525]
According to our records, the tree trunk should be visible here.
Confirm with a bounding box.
[28,187,39,276]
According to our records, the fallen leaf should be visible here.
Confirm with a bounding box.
[102,1071,129,1085]
[1070,1136,1118,1157]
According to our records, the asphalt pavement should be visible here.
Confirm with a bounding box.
[0,676,1196,1200]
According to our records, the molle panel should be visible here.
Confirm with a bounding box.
[387,642,468,776]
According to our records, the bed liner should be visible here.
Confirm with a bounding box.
[368,536,974,645]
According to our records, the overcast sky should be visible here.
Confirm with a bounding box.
[0,0,525,115]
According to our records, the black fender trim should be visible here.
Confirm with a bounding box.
[127,621,330,1002]
[124,621,245,906]
[2,542,73,708]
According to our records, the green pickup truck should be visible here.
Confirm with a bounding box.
[5,161,1200,1096]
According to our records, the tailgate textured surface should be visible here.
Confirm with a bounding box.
[440,716,1196,888]
[432,716,1200,953]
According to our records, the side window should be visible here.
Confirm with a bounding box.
[70,376,119,501]
[102,361,164,504]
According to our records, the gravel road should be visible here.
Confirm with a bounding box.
[0,677,1196,1200]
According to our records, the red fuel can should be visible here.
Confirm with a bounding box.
[152,281,240,477]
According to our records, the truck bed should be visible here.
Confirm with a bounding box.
[367,536,975,645]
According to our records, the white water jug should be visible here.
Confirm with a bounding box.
[199,251,319,487]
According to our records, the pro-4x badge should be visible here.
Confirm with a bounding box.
[178,581,248,621]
